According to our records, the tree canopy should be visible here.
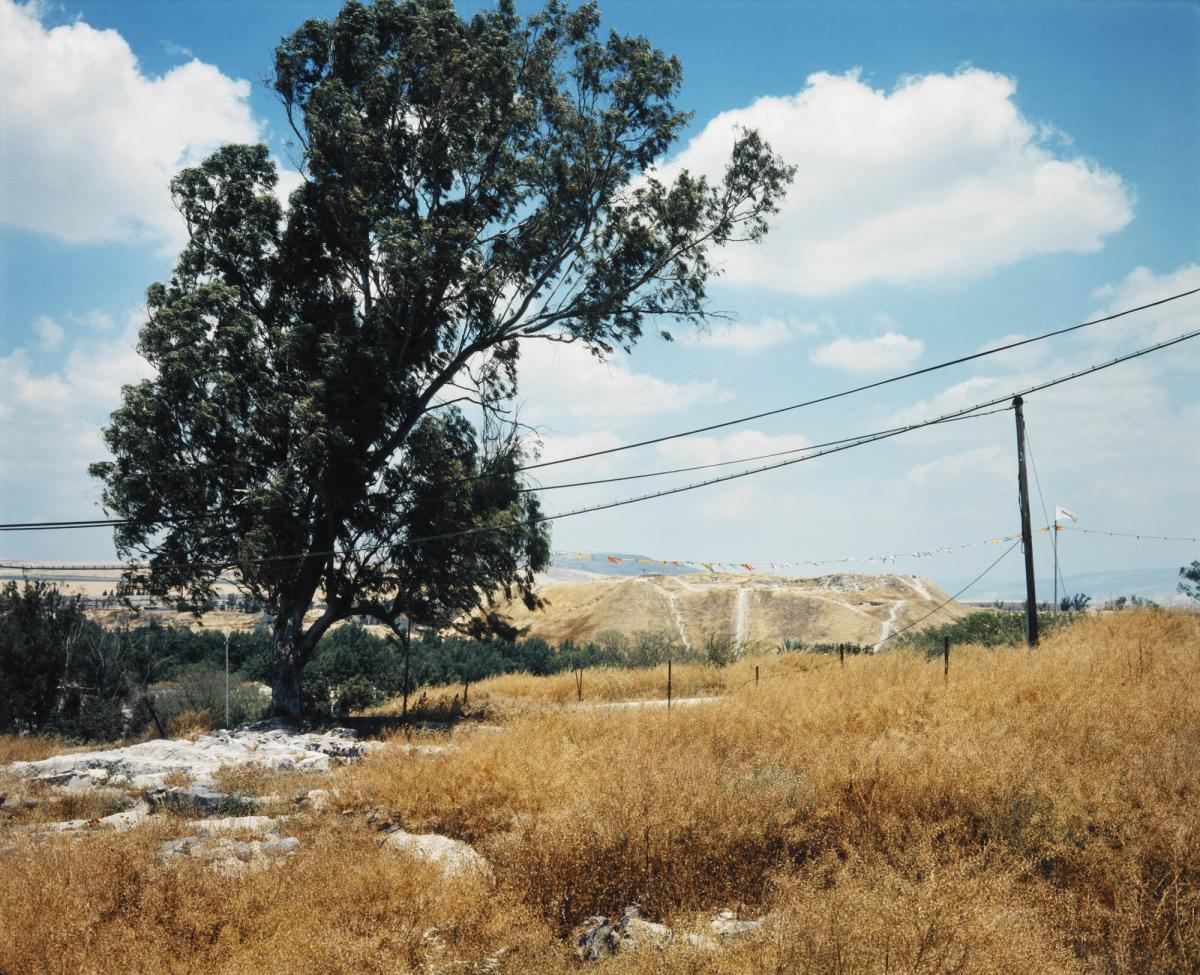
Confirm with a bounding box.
[90,0,793,717]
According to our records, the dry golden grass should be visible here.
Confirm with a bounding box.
[367,649,823,715]
[0,733,86,765]
[2,609,1197,974]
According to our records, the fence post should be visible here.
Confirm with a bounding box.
[755,664,759,686]
[576,667,583,703]
[667,658,672,709]
[839,643,845,670]
[943,636,950,681]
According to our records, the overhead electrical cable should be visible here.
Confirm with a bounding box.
[0,408,1009,532]
[1,327,1195,571]
[3,289,1196,532]
[516,406,1009,494]
[512,287,1200,473]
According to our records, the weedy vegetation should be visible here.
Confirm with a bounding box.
[1,609,1197,974]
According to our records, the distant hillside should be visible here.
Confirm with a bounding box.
[500,571,972,647]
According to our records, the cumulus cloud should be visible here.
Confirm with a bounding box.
[657,68,1133,295]
[811,331,924,372]
[655,429,812,467]
[907,445,1009,487]
[1088,263,1200,356]
[679,317,816,353]
[517,339,732,430]
[0,309,153,522]
[0,0,270,247]
[32,316,65,352]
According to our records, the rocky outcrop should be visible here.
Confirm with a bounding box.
[6,726,377,792]
[575,906,767,959]
[29,800,150,835]
[158,812,298,873]
[145,783,257,817]
[159,834,299,874]
[575,905,674,959]
[708,909,765,941]
[381,830,492,880]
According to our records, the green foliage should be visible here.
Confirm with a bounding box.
[703,633,738,667]
[87,0,792,718]
[1177,561,1200,602]
[1060,592,1091,612]
[781,639,870,655]
[895,611,1068,655]
[0,581,94,730]
[0,581,274,737]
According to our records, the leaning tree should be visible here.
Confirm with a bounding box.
[91,0,793,718]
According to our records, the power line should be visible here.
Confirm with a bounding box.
[873,540,1021,650]
[518,407,1008,494]
[515,286,1200,472]
[0,408,1010,533]
[4,288,1195,531]
[2,327,1196,568]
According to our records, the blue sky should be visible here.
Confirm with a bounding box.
[1,0,1197,597]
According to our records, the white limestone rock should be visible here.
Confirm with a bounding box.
[381,830,492,879]
[6,726,379,793]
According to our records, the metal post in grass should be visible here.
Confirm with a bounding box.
[576,667,583,703]
[224,631,230,728]
[755,664,759,686]
[667,657,672,709]
[839,643,845,670]
[944,636,950,681]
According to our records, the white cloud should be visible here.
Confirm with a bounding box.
[655,429,811,467]
[811,331,924,372]
[698,483,765,522]
[680,316,815,353]
[657,68,1133,295]
[0,312,152,501]
[1088,263,1200,357]
[0,0,273,248]
[517,339,732,430]
[975,333,1049,371]
[32,315,64,352]
[71,310,117,331]
[907,445,1009,487]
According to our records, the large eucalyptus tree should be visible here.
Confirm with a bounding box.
[91,0,793,718]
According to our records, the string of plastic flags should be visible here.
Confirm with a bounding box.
[0,533,1025,577]
[550,532,1024,574]
[1055,526,1198,543]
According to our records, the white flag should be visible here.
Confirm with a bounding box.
[1055,505,1079,523]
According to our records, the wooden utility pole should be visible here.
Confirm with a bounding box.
[1013,396,1039,647]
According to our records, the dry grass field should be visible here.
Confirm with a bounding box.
[2,609,1198,974]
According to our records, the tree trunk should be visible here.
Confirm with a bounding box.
[269,608,311,721]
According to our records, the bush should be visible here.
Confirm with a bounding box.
[895,610,1068,656]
